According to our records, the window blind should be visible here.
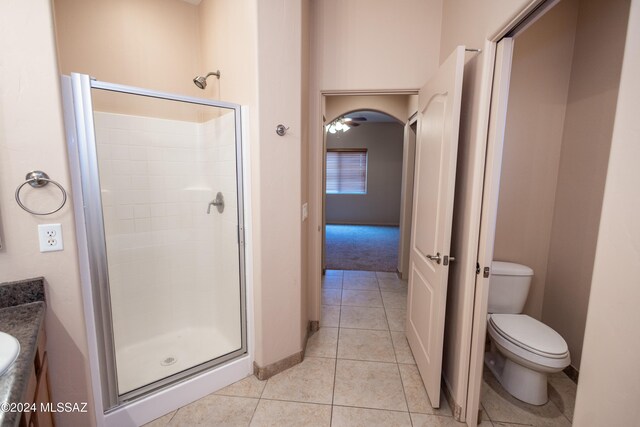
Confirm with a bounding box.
[326,149,367,194]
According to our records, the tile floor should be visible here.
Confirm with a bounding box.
[481,367,577,426]
[145,270,577,426]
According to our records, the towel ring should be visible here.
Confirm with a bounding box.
[15,171,67,215]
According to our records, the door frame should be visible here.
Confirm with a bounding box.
[463,1,560,425]
[311,90,418,321]
[398,114,418,279]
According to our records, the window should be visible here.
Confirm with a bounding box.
[326,149,368,194]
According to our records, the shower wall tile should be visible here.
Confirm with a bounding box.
[94,110,241,352]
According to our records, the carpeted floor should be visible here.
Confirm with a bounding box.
[325,224,399,272]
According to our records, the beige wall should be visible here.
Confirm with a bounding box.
[255,0,307,365]
[439,0,531,415]
[493,0,579,319]
[325,122,404,225]
[325,95,414,124]
[54,0,203,98]
[0,0,94,425]
[542,0,630,370]
[313,0,443,91]
[198,0,258,107]
[573,1,639,423]
[301,0,311,353]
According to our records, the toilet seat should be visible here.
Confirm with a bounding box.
[487,314,570,369]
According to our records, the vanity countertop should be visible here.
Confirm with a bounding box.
[0,278,46,427]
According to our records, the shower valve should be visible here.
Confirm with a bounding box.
[207,192,225,214]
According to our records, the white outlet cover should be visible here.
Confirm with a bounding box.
[38,224,63,252]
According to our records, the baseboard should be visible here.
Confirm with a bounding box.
[441,376,463,421]
[563,365,579,384]
[253,321,318,381]
[253,351,304,381]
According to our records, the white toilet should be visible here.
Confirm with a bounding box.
[485,261,570,405]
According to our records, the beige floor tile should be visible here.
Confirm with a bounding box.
[381,291,408,310]
[337,328,396,362]
[340,306,388,330]
[341,289,383,307]
[322,288,342,306]
[214,375,266,398]
[398,364,451,416]
[306,327,339,358]
[250,399,331,427]
[322,305,341,327]
[342,276,379,291]
[410,413,461,427]
[378,277,408,293]
[479,407,495,426]
[548,374,576,421]
[168,395,258,427]
[322,275,343,289]
[333,359,408,411]
[492,423,533,426]
[390,331,415,364]
[261,357,335,404]
[385,308,407,332]
[144,410,176,426]
[481,370,571,427]
[331,406,411,427]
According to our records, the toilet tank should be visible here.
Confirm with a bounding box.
[488,261,534,314]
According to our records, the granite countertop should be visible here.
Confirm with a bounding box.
[0,278,46,427]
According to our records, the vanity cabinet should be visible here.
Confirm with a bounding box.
[19,325,54,427]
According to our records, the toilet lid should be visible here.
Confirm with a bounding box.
[489,314,568,358]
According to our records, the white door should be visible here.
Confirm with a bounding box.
[467,38,514,427]
[406,46,465,406]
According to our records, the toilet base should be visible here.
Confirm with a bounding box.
[485,350,548,405]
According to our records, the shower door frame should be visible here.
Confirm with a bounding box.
[62,73,253,423]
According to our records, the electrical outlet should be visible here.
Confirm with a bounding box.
[38,224,64,252]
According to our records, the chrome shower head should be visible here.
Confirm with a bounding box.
[193,76,207,89]
[193,70,221,89]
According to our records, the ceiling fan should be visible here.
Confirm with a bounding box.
[326,115,367,133]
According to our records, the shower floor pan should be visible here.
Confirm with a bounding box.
[115,326,239,395]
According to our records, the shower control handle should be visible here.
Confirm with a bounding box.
[207,192,225,214]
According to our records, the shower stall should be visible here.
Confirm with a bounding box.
[61,73,251,424]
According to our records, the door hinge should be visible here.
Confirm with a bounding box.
[238,225,245,246]
[483,266,490,278]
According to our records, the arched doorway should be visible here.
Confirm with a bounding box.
[323,109,406,272]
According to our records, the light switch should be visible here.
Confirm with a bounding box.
[302,203,309,221]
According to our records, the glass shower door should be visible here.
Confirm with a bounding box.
[69,74,246,405]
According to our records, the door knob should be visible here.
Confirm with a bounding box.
[426,252,441,264]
